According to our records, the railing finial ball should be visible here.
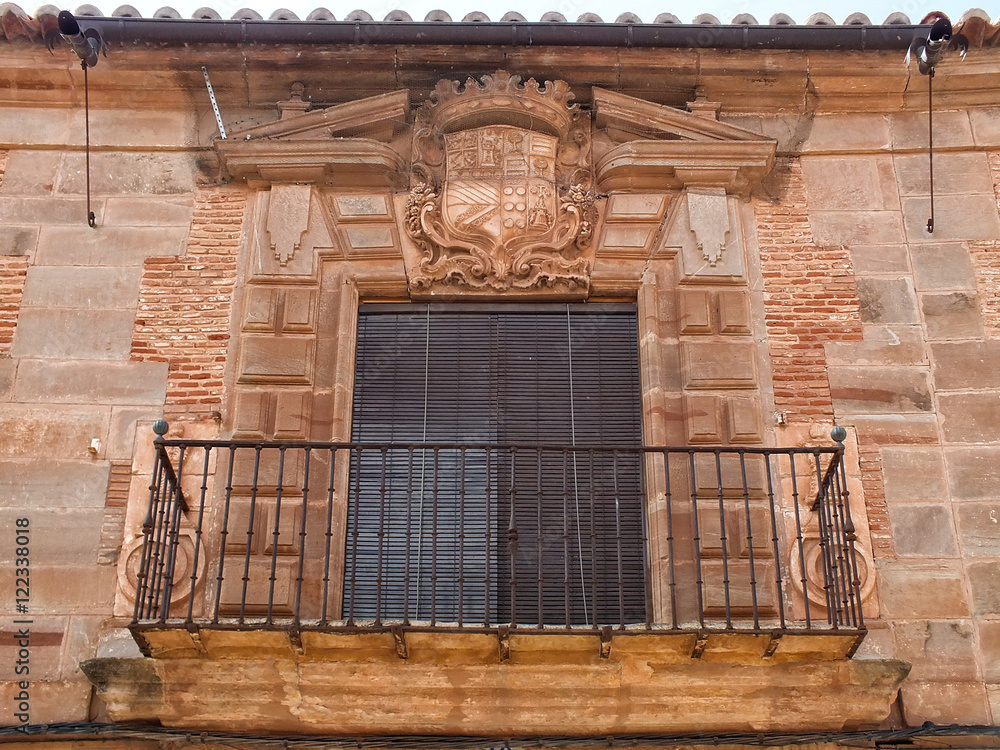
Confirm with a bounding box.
[830,425,847,445]
[153,419,169,438]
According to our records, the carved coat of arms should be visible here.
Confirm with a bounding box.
[405,72,596,295]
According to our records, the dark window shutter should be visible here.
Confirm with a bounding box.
[347,303,645,626]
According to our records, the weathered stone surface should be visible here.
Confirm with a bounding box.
[57,153,198,196]
[11,309,135,360]
[810,211,905,246]
[0,509,105,565]
[800,155,896,211]
[21,266,143,309]
[34,226,189,266]
[939,393,1000,443]
[946,447,1000,499]
[892,620,980,683]
[825,327,926,367]
[849,245,909,275]
[967,560,1000,615]
[890,111,974,150]
[932,341,1000,390]
[0,459,110,508]
[920,292,984,340]
[0,225,39,257]
[909,244,977,291]
[103,197,195,227]
[850,414,940,445]
[889,504,957,557]
[801,114,891,152]
[902,195,1000,243]
[900,681,991,725]
[828,366,932,413]
[954,502,1000,557]
[681,342,757,389]
[12,360,168,405]
[894,152,994,196]
[969,108,1000,147]
[881,447,948,502]
[978,620,1000,682]
[85,646,909,734]
[855,278,919,325]
[0,678,92,723]
[0,405,110,458]
[878,561,970,618]
[0,358,14,402]
[0,196,101,226]
[0,565,116,613]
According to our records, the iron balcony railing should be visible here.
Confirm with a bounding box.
[132,436,865,636]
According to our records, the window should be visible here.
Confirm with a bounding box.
[344,303,647,626]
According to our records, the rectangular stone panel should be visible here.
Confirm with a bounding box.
[967,560,1000,615]
[238,336,315,384]
[282,289,317,333]
[945,447,1000,500]
[939,392,1000,443]
[811,211,905,246]
[828,366,932,413]
[56,152,197,195]
[890,111,974,150]
[334,194,391,220]
[274,391,312,440]
[849,245,909,275]
[909,243,977,291]
[878,561,970,618]
[21,266,143,309]
[932,341,1000,391]
[243,287,279,332]
[718,291,751,334]
[682,342,757,389]
[0,405,110,458]
[902,195,1000,243]
[678,290,711,334]
[726,396,763,444]
[102,197,194,226]
[892,619,980,683]
[219,558,297,615]
[13,360,167,405]
[605,193,668,222]
[855,278,920,325]
[894,152,994,196]
[600,225,656,255]
[920,292,984,340]
[0,509,105,564]
[233,390,270,437]
[881,447,948,502]
[888,504,958,557]
[0,459,110,508]
[0,226,39,257]
[35,226,189,266]
[954,502,1000,556]
[800,155,891,211]
[11,309,136,360]
[801,114,891,152]
[684,395,721,444]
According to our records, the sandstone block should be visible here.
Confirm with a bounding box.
[238,336,316,384]
[902,194,1000,243]
[878,561,969,618]
[0,150,62,196]
[0,509,104,565]
[855,278,919,325]
[11,309,135,360]
[954,502,1000,557]
[946,447,1000,499]
[800,155,895,211]
[0,107,74,147]
[849,245,909,275]
[0,678,92,723]
[801,113,891,152]
[939,392,1000,443]
[810,210,905,246]
[0,619,66,681]
[0,405,110,459]
[35,226,189,266]
[681,342,756,389]
[891,619,979,683]
[56,152,197,195]
[900,681,991,725]
[989,685,1000,723]
[851,414,939,445]
[932,341,1000,390]
[21,266,143,309]
[0,359,14,402]
[968,560,1000,615]
[0,565,116,613]
[824,327,926,367]
[828,366,932,413]
[0,197,101,226]
[891,111,974,150]
[910,244,977,291]
[881,447,948,502]
[108,406,160,461]
[978,620,1000,682]
[969,108,1000,147]
[0,459,110,508]
[13,360,168,405]
[102,197,195,227]
[920,292,984,340]
[894,152,994,196]
[0,226,39,257]
[889,504,957,557]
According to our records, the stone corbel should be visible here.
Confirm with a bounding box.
[266,184,313,266]
[686,188,730,267]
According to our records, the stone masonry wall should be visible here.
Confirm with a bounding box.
[970,151,1000,338]
[131,187,247,421]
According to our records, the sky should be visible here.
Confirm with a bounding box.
[108,0,983,25]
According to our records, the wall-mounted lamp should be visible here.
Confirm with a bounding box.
[45,11,106,228]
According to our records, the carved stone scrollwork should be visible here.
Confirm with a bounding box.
[405,71,597,296]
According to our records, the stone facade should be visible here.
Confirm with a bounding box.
[1,14,999,744]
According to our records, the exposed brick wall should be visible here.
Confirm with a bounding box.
[970,151,1000,339]
[752,157,863,422]
[131,186,248,420]
[858,446,894,559]
[0,255,28,356]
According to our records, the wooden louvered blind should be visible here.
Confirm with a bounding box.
[346,303,646,626]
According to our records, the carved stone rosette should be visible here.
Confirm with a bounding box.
[405,71,597,296]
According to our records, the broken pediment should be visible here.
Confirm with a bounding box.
[591,88,776,195]
[216,87,409,188]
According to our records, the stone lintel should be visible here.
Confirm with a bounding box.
[595,140,776,195]
[86,629,908,735]
[217,140,407,188]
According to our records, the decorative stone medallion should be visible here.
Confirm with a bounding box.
[405,71,596,296]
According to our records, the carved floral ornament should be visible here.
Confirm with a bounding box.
[404,71,598,296]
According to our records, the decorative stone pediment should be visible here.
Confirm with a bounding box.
[216,88,409,188]
[592,88,776,195]
[403,71,597,298]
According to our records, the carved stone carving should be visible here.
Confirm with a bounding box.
[267,184,312,265]
[405,71,597,296]
[687,188,731,266]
